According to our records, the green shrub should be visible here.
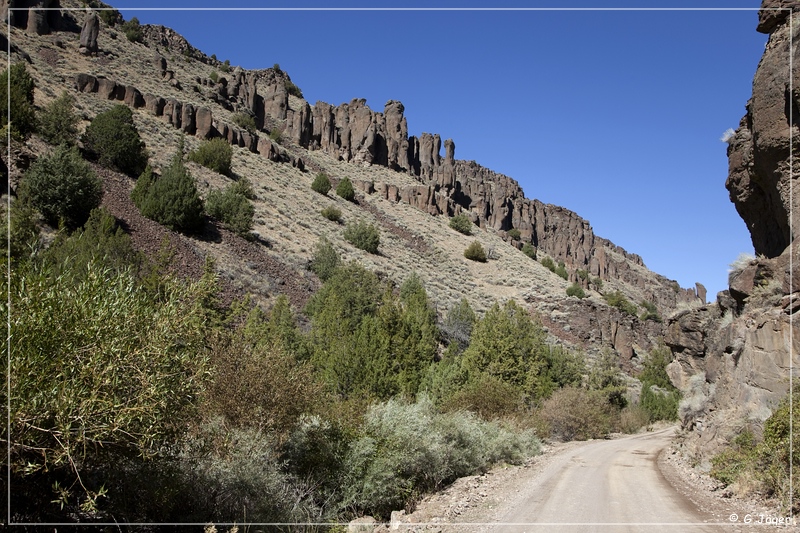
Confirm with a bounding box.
[98,8,120,26]
[188,138,233,176]
[232,112,256,133]
[604,290,638,316]
[522,243,536,260]
[464,241,487,262]
[205,183,254,236]
[344,220,380,254]
[37,91,79,146]
[507,228,521,241]
[540,256,555,272]
[309,236,340,281]
[591,276,604,290]
[539,386,615,441]
[311,172,332,195]
[441,297,476,350]
[133,149,204,232]
[576,269,589,280]
[82,105,148,176]
[640,300,662,322]
[341,396,540,518]
[566,283,586,299]
[121,16,143,42]
[321,205,342,222]
[268,128,282,143]
[220,59,231,72]
[1,62,36,140]
[21,144,101,229]
[449,213,472,235]
[9,259,213,507]
[336,176,356,202]
[286,80,303,99]
[555,261,568,280]
[209,71,218,83]
[0,201,39,261]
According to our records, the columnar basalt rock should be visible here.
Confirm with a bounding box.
[78,12,99,55]
[726,0,800,258]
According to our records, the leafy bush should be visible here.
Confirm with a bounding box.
[336,176,356,202]
[321,205,342,222]
[209,71,218,83]
[344,220,380,254]
[640,300,662,322]
[82,105,149,176]
[309,236,340,281]
[133,149,204,232]
[555,261,568,280]
[121,16,143,42]
[9,260,213,507]
[441,297,476,350]
[232,112,256,133]
[0,200,39,261]
[38,91,79,146]
[592,276,604,290]
[449,213,472,235]
[269,128,282,143]
[21,144,102,229]
[540,256,555,272]
[507,228,521,241]
[340,396,540,518]
[311,172,332,195]
[204,182,254,236]
[286,80,303,98]
[566,283,586,299]
[220,59,231,72]
[464,240,487,262]
[603,290,638,316]
[539,387,616,441]
[188,137,233,176]
[1,62,36,140]
[522,242,536,260]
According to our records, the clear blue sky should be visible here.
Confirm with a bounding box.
[106,1,768,299]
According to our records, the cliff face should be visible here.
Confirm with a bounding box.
[666,0,800,465]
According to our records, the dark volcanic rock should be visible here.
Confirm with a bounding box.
[78,12,99,55]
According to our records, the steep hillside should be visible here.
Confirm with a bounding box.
[3,0,704,362]
[666,0,799,474]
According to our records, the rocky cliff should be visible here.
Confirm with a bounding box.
[667,0,800,464]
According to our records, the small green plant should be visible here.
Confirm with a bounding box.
[508,228,521,241]
[309,236,340,281]
[464,241,487,262]
[220,59,231,72]
[82,104,148,176]
[603,290,638,316]
[576,269,589,281]
[209,71,219,83]
[121,16,143,42]
[336,177,356,202]
[540,256,555,272]
[37,91,79,146]
[232,112,257,133]
[522,243,536,260]
[188,138,233,176]
[133,147,204,233]
[321,205,342,222]
[555,261,568,280]
[205,181,255,237]
[20,144,102,230]
[640,300,662,322]
[285,80,303,99]
[311,173,332,195]
[591,276,603,290]
[566,283,586,299]
[449,214,473,235]
[269,128,282,143]
[273,63,282,73]
[344,220,380,254]
[1,62,36,140]
[98,8,120,26]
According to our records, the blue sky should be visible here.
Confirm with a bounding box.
[106,1,768,299]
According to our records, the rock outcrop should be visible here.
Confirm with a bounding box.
[78,11,98,55]
[668,0,800,466]
[2,0,62,34]
[726,0,800,258]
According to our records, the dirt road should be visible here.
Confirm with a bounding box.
[485,427,716,532]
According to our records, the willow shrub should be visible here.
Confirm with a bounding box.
[8,260,215,508]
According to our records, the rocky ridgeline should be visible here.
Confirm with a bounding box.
[666,0,800,464]
[6,0,703,318]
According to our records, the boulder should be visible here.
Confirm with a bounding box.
[143,93,165,116]
[180,103,196,134]
[123,85,144,108]
[347,516,377,533]
[96,77,119,99]
[74,73,97,93]
[78,12,99,55]
[195,107,213,138]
